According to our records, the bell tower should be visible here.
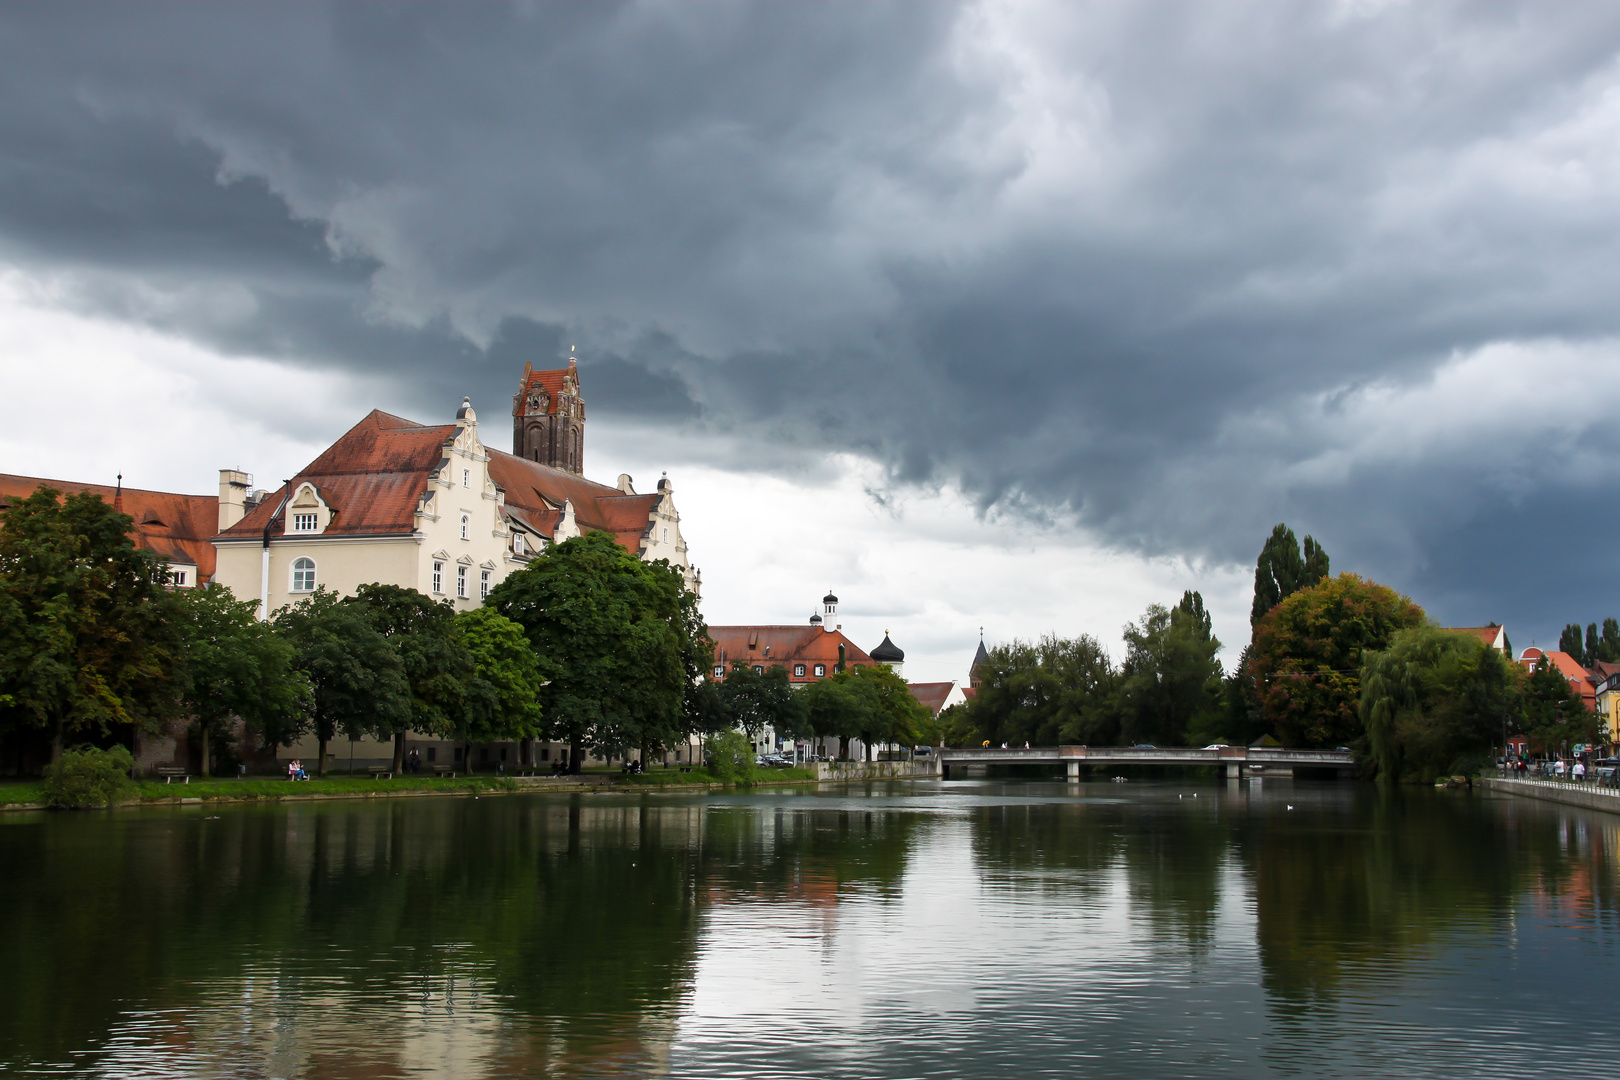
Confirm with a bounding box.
[512,353,586,474]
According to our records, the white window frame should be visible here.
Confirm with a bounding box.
[290,557,316,593]
[461,514,470,540]
[291,512,318,533]
[432,561,444,594]
[713,665,724,679]
[463,468,471,488]
[170,569,188,587]
[813,664,826,677]
[457,564,468,598]
[480,569,490,598]
[514,533,525,555]
[794,664,806,677]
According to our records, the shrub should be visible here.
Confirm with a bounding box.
[41,745,138,809]
[702,730,758,786]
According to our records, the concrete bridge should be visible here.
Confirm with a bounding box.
[937,745,1355,780]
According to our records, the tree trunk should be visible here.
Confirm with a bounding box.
[51,721,64,765]
[317,734,329,777]
[464,740,473,773]
[839,736,849,761]
[570,735,584,775]
[200,725,212,777]
[392,732,406,774]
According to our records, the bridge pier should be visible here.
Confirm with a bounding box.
[1226,762,1242,779]
[1067,760,1080,783]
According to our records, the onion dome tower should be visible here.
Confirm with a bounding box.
[809,610,823,627]
[822,589,838,619]
[870,631,905,678]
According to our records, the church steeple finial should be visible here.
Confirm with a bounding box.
[114,472,123,512]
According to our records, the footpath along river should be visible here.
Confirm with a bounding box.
[2,777,1618,1079]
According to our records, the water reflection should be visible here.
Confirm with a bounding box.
[1,781,1618,1078]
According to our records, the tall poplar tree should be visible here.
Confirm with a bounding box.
[1250,524,1330,628]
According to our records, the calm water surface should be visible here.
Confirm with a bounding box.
[2,779,1618,1078]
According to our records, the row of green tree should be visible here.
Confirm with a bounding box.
[1558,619,1620,667]
[698,660,931,761]
[0,487,735,774]
[947,524,1598,782]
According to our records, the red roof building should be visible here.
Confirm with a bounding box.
[0,473,219,587]
[1449,624,1509,654]
[908,681,967,718]
[706,624,876,683]
[1518,648,1598,711]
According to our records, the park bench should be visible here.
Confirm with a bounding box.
[367,765,394,780]
[498,765,536,777]
[153,765,189,784]
[430,767,457,778]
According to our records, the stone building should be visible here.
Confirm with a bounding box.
[211,360,698,772]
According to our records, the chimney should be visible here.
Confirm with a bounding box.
[219,469,252,530]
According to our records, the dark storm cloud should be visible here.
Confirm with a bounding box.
[2,1,1620,639]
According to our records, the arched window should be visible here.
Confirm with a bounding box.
[291,557,316,592]
[461,514,470,541]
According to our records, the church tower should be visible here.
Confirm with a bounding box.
[512,355,586,474]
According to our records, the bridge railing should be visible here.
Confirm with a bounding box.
[936,745,1354,766]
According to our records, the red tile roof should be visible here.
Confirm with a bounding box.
[1450,625,1506,651]
[706,626,875,681]
[1518,649,1597,711]
[0,473,219,581]
[908,682,956,716]
[486,449,660,551]
[217,410,453,540]
[212,408,662,555]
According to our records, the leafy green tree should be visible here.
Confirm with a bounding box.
[1600,619,1620,663]
[717,662,807,748]
[802,669,881,759]
[273,589,411,775]
[1522,652,1597,756]
[1115,598,1223,746]
[960,635,1117,748]
[174,585,307,776]
[842,663,929,759]
[1559,623,1585,665]
[0,487,184,762]
[1360,627,1519,782]
[1251,524,1330,629]
[488,532,701,773]
[1249,573,1427,748]
[347,583,472,773]
[455,607,545,769]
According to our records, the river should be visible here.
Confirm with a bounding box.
[2,778,1617,1078]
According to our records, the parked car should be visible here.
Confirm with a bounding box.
[1202,744,1230,750]
[1132,744,1157,749]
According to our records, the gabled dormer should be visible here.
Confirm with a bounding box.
[285,481,333,535]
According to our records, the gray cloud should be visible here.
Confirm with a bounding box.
[2,1,1620,642]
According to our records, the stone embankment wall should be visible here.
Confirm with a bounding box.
[1479,777,1620,817]
[811,759,941,781]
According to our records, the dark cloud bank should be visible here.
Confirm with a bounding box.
[3,1,1620,644]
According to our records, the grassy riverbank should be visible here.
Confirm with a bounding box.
[0,764,829,809]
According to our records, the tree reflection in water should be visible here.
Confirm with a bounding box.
[0,783,1616,1078]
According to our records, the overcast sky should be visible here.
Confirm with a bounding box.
[3,1,1619,679]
